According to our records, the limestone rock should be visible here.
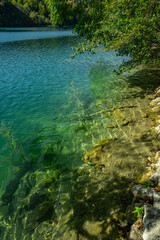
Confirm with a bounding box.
[150,98,160,107]
[150,167,160,186]
[151,106,160,114]
[132,185,153,202]
[83,138,116,166]
[155,125,160,135]
[155,119,160,125]
[143,205,160,240]
[153,192,160,209]
[137,170,152,184]
[155,88,160,98]
[128,219,143,240]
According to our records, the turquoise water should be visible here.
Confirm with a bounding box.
[0,28,128,171]
[0,28,160,239]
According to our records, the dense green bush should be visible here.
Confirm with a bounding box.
[48,0,160,71]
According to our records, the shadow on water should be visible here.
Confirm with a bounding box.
[126,68,160,94]
[0,124,155,239]
[66,171,133,240]
[0,151,134,240]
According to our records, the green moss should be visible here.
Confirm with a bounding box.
[84,146,101,162]
[112,105,136,110]
[106,123,118,128]
[113,109,124,121]
[137,170,152,184]
[53,170,60,181]
[84,138,116,165]
[93,138,116,148]
[146,109,158,121]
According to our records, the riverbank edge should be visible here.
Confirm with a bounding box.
[128,86,160,240]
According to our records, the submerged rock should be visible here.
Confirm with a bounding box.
[0,168,67,240]
[106,122,118,128]
[112,108,136,127]
[93,138,116,148]
[83,138,116,167]
[83,220,102,236]
[1,161,32,204]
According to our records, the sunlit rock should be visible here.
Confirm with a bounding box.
[83,220,102,236]
[150,97,160,107]
[132,185,153,202]
[151,106,160,114]
[143,205,160,240]
[128,219,143,240]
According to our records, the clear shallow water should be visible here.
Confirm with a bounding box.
[0,28,160,239]
[0,28,128,169]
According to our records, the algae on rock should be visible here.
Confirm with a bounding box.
[83,138,117,167]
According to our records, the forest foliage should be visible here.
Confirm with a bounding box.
[47,0,160,71]
[1,0,50,25]
[3,0,159,69]
[10,0,49,17]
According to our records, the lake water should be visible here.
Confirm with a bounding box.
[0,27,127,171]
[0,28,159,240]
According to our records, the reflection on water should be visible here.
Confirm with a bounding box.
[0,27,75,43]
[0,29,160,239]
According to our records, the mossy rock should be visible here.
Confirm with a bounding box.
[137,170,153,184]
[121,117,135,126]
[151,106,160,114]
[31,222,54,240]
[83,138,116,165]
[106,122,118,128]
[146,109,159,121]
[84,146,101,163]
[93,138,116,148]
[113,109,125,121]
[74,124,87,132]
[113,104,137,110]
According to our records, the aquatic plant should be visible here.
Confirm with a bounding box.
[66,81,88,126]
[0,121,17,151]
[132,206,144,219]
[0,121,27,165]
[66,82,114,153]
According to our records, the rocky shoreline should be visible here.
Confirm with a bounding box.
[128,86,160,240]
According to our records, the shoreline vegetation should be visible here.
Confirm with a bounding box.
[128,85,160,240]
